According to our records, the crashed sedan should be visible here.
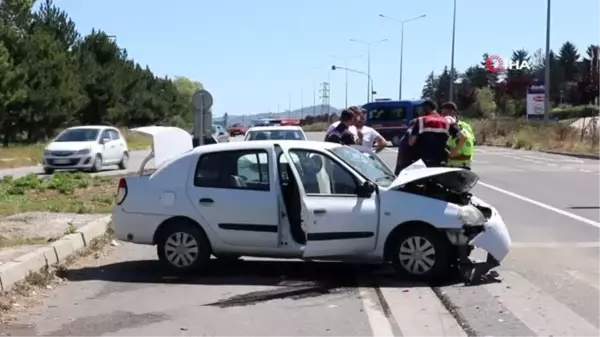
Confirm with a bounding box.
[112,126,511,281]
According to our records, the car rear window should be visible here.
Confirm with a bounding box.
[247,130,304,141]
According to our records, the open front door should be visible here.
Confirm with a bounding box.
[278,144,379,258]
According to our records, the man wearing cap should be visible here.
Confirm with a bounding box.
[408,99,467,168]
[441,102,475,170]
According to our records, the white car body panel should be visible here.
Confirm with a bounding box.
[43,125,128,170]
[112,131,511,267]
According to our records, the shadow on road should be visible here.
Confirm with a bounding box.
[58,258,462,289]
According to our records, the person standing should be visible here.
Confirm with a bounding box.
[394,119,417,174]
[324,108,357,145]
[325,106,361,141]
[440,102,475,170]
[408,99,467,167]
[354,111,386,153]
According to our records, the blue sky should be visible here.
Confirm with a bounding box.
[53,0,599,116]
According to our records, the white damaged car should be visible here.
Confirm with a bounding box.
[112,126,511,281]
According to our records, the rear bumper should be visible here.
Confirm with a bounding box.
[112,206,164,244]
[470,208,512,262]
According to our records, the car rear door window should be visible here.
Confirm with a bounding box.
[194,150,270,191]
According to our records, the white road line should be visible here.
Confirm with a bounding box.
[378,285,466,336]
[484,271,599,336]
[512,241,600,248]
[478,182,600,228]
[565,270,600,290]
[358,287,395,337]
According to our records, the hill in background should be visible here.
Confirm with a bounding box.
[215,104,339,125]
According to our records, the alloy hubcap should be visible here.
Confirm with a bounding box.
[399,236,436,275]
[164,232,199,268]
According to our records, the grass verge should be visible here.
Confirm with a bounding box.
[471,118,599,154]
[302,122,328,132]
[0,172,118,217]
[0,128,152,169]
[0,225,114,317]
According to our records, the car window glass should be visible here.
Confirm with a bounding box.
[100,130,110,140]
[367,106,406,122]
[194,150,270,191]
[109,130,120,140]
[289,150,357,195]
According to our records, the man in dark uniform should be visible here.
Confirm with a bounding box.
[394,119,417,175]
[324,108,357,145]
[408,99,467,167]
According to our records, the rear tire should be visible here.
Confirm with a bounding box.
[389,226,451,282]
[156,220,211,273]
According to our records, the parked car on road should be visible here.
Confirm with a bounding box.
[112,127,511,281]
[43,125,129,174]
[228,123,248,137]
[244,125,307,141]
[212,125,229,143]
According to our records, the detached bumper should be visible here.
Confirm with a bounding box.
[470,208,512,262]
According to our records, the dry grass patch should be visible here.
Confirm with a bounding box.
[0,128,152,169]
[302,122,328,132]
[471,118,599,154]
[0,172,118,217]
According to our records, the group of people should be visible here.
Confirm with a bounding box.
[323,99,475,175]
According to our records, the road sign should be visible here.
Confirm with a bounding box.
[192,89,213,110]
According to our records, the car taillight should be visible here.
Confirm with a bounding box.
[116,178,128,205]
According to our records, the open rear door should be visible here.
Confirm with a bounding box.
[277,144,379,258]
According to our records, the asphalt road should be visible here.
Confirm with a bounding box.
[1,132,599,336]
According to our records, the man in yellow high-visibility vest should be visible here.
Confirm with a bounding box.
[441,102,474,170]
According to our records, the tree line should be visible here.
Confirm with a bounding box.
[421,41,600,118]
[0,0,201,146]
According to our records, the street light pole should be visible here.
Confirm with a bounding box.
[332,55,362,107]
[544,0,551,121]
[449,0,457,102]
[350,38,387,102]
[331,65,374,101]
[379,14,426,100]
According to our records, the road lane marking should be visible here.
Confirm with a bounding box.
[357,287,395,336]
[483,271,599,336]
[564,270,600,290]
[478,182,600,229]
[377,284,466,336]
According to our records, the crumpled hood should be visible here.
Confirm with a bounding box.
[388,160,480,194]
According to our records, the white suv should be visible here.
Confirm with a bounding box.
[43,126,129,174]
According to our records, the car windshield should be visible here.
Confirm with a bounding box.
[55,128,100,142]
[246,130,305,141]
[329,146,396,187]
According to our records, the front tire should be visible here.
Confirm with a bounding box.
[118,152,129,170]
[156,222,211,273]
[90,154,102,172]
[389,227,451,282]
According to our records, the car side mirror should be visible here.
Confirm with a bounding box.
[100,137,110,144]
[357,181,376,198]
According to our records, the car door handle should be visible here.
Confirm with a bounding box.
[199,198,214,204]
[313,209,326,215]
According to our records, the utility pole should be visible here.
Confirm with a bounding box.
[449,0,457,102]
[543,0,551,121]
[313,80,317,116]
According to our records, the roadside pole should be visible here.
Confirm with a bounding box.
[191,89,215,146]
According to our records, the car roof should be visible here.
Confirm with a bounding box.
[247,126,303,132]
[65,125,115,131]
[189,140,339,154]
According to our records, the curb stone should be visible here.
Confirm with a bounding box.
[539,150,600,160]
[0,215,112,292]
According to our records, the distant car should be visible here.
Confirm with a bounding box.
[212,125,229,143]
[43,125,129,174]
[244,125,307,141]
[112,126,511,282]
[228,123,248,137]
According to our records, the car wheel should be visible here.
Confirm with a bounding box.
[390,227,451,282]
[213,253,242,262]
[391,135,401,147]
[118,152,129,170]
[43,167,54,175]
[90,154,102,173]
[157,222,211,273]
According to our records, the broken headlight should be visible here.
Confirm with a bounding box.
[458,204,486,226]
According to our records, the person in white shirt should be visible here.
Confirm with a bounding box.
[354,112,387,153]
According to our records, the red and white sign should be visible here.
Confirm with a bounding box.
[485,55,531,73]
